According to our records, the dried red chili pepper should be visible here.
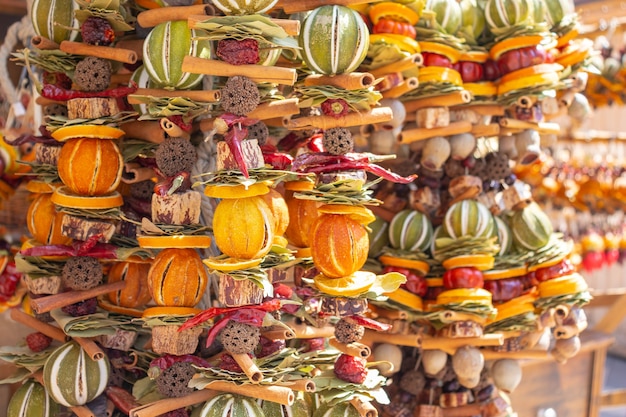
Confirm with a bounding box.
[41,82,138,101]
[306,161,417,184]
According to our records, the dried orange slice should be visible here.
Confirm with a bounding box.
[142,306,202,318]
[284,180,315,191]
[318,204,376,225]
[384,288,423,311]
[51,186,123,209]
[51,125,125,142]
[204,182,270,199]
[313,270,376,297]
[136,234,212,249]
[203,256,262,272]
[98,297,145,318]
[442,254,495,271]
[378,255,430,276]
[25,180,62,194]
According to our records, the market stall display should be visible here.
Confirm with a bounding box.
[0,0,611,415]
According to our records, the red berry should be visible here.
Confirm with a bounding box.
[218,353,244,372]
[256,336,286,358]
[0,272,19,302]
[161,408,189,417]
[273,283,293,298]
[26,332,52,352]
[334,354,367,384]
[61,297,98,317]
[302,338,325,352]
[321,99,349,118]
[217,39,260,65]
[81,17,115,46]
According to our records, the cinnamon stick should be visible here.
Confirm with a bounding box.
[261,328,296,340]
[31,36,59,50]
[130,389,219,417]
[421,333,503,351]
[188,15,300,36]
[360,330,422,347]
[284,320,336,339]
[441,403,482,417]
[471,123,500,138]
[182,56,298,85]
[284,107,392,130]
[450,104,505,116]
[369,53,423,78]
[35,96,65,106]
[160,118,190,140]
[203,380,295,406]
[400,121,472,143]
[275,0,376,14]
[481,348,551,361]
[381,77,419,99]
[138,4,214,28]
[328,338,371,359]
[115,39,145,60]
[74,337,105,361]
[403,90,472,113]
[10,308,69,342]
[516,95,536,109]
[198,98,299,132]
[350,397,378,417]
[110,73,133,86]
[285,379,316,392]
[131,88,221,102]
[498,118,561,135]
[120,120,167,144]
[30,281,126,314]
[367,304,408,320]
[304,72,376,90]
[59,41,137,65]
[231,353,263,383]
[121,162,156,184]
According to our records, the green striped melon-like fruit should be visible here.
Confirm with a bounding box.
[510,202,553,251]
[259,396,310,417]
[431,224,450,255]
[389,209,433,252]
[312,402,361,417]
[300,5,369,75]
[368,216,390,257]
[530,0,546,24]
[495,216,512,256]
[443,200,496,240]
[43,341,109,407]
[197,393,265,417]
[212,0,278,15]
[130,65,158,114]
[544,0,574,26]
[425,0,463,35]
[31,0,79,45]
[484,0,532,30]
[143,20,211,89]
[460,0,486,40]
[7,380,59,417]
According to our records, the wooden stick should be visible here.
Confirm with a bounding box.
[261,328,296,340]
[31,36,59,50]
[441,403,482,417]
[188,15,300,36]
[275,0,377,15]
[403,90,472,113]
[30,281,126,314]
[284,107,392,130]
[450,104,505,116]
[74,337,105,361]
[361,330,422,347]
[138,4,214,28]
[130,389,220,417]
[498,118,561,135]
[421,334,504,351]
[471,123,500,138]
[10,308,69,342]
[202,381,295,406]
[285,379,316,392]
[369,53,423,78]
[131,88,221,103]
[382,77,419,99]
[115,39,145,60]
[35,96,65,106]
[230,353,262,383]
[400,121,473,144]
[59,41,137,65]
[120,121,167,144]
[121,162,156,184]
[304,72,376,90]
[350,397,378,417]
[182,56,297,86]
[160,118,190,140]
[328,338,371,358]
